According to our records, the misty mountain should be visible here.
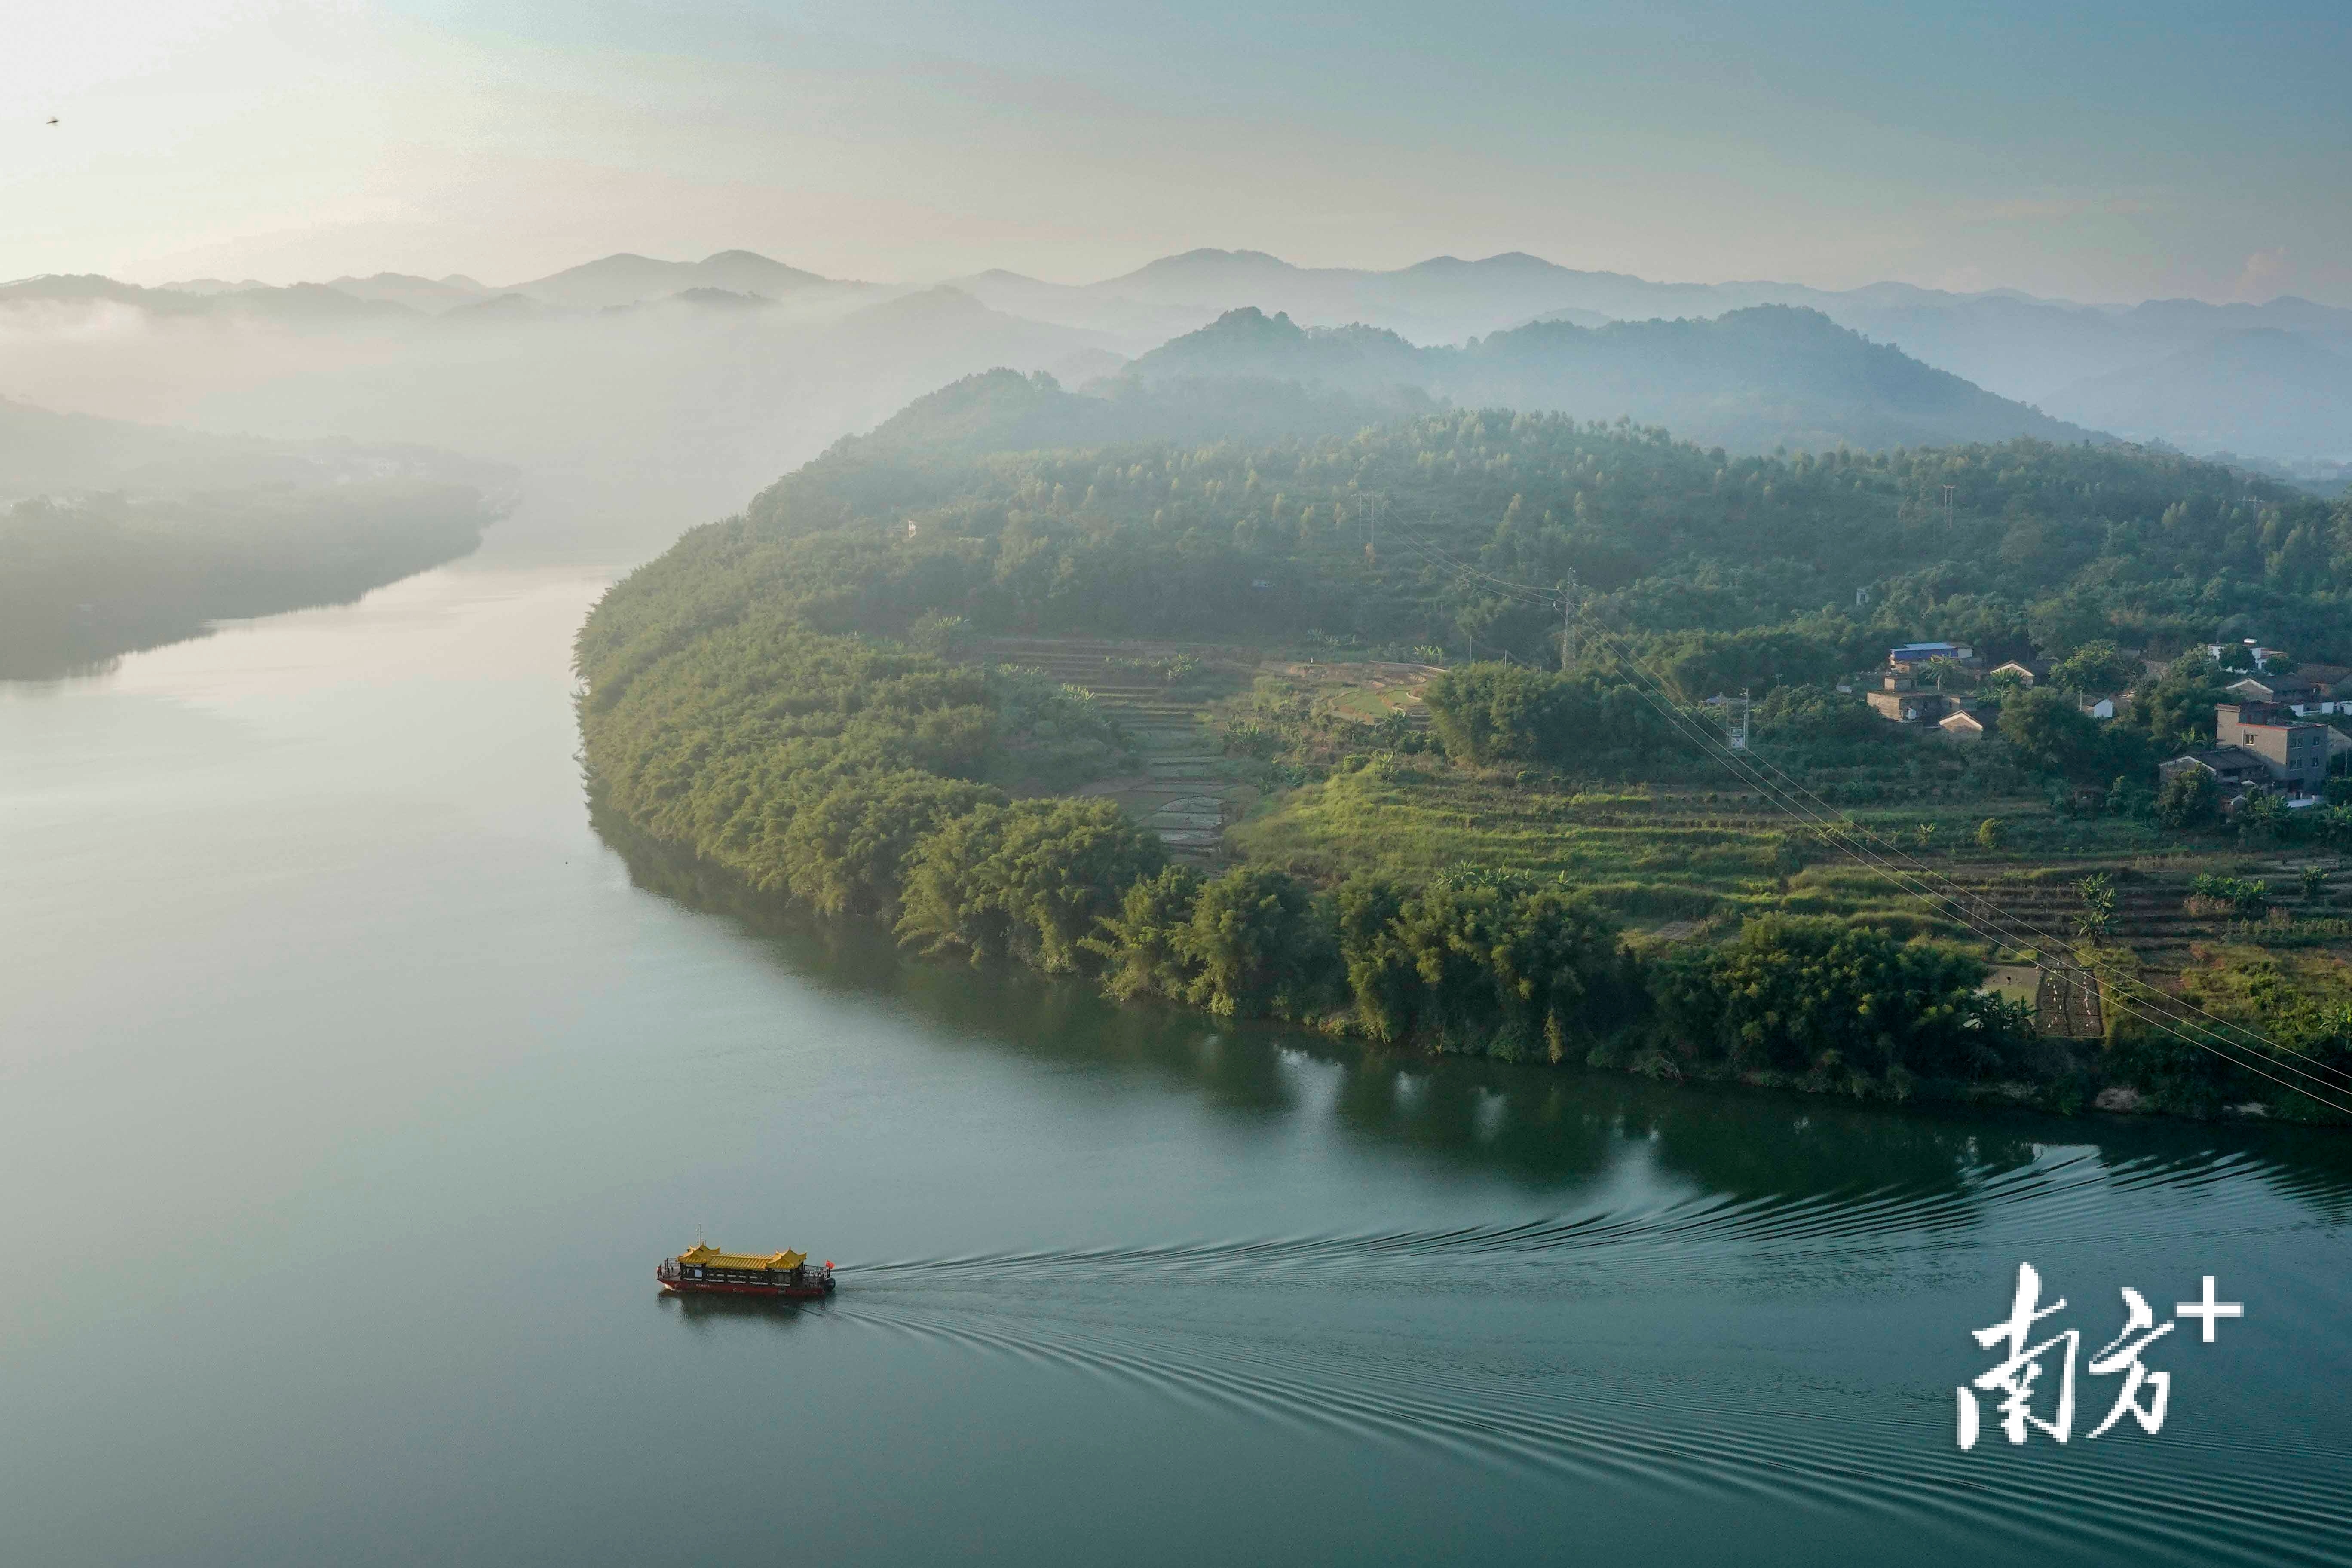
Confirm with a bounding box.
[1115,306,2102,453]
[156,277,270,295]
[326,272,490,313]
[962,247,2126,351]
[835,364,1431,464]
[0,274,417,328]
[16,245,2347,466]
[0,265,1167,548]
[823,287,1119,382]
[1786,292,2352,402]
[0,251,873,326]
[959,247,2352,461]
[502,250,859,309]
[953,249,1626,345]
[2041,330,2352,462]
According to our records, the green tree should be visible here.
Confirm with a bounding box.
[1648,915,2021,1090]
[1976,817,2007,851]
[2154,766,2218,829]
[1335,877,1635,1061]
[2049,639,2138,695]
[896,797,1166,971]
[1421,663,1598,766]
[775,771,995,916]
[2126,657,2226,748]
[1999,687,2101,775]
[1174,866,1336,1019]
[1083,864,1203,1002]
[2238,790,2291,845]
[2074,872,2116,938]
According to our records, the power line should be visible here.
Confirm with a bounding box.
[1386,510,2352,1115]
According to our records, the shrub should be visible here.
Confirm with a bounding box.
[1648,915,2023,1089]
[2155,766,2218,829]
[1175,866,1337,1019]
[1422,663,1597,766]
[1085,864,1204,1003]
[896,797,1166,971]
[773,771,995,916]
[1335,877,1639,1061]
[2187,873,2268,916]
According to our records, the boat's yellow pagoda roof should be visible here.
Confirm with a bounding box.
[678,1242,807,1271]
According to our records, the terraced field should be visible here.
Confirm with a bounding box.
[977,635,2352,1038]
[1948,855,2352,970]
[975,636,1258,864]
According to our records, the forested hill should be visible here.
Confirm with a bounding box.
[1116,305,2104,455]
[830,364,1431,460]
[575,389,2352,1117]
[586,393,2349,716]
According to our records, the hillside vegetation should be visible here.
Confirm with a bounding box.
[577,373,2352,1120]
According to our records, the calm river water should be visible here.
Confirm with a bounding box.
[3,502,2349,1567]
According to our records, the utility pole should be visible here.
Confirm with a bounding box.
[1942,484,1956,531]
[1729,686,1750,752]
[1558,568,1579,671]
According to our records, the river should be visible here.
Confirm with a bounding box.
[3,494,2349,1567]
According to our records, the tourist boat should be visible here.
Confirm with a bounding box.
[656,1242,836,1298]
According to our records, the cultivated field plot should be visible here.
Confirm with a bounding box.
[975,635,1257,863]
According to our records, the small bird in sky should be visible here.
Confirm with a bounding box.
[47,117,58,125]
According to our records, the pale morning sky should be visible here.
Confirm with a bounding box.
[4,0,2347,301]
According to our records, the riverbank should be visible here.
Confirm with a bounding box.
[594,795,2345,1127]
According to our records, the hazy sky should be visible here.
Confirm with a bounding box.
[6,0,2348,302]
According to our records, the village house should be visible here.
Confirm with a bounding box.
[2207,640,2291,671]
[2295,663,2352,699]
[2171,700,2334,796]
[2159,748,2274,796]
[1989,658,2049,686]
[2229,664,2352,717]
[1886,641,1975,670]
[1865,671,1952,725]
[2223,673,2321,707]
[1938,704,1990,740]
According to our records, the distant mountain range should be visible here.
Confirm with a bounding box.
[1114,305,2100,454]
[840,364,1434,463]
[952,248,2351,462]
[4,244,2345,465]
[0,251,873,325]
[2045,330,2352,460]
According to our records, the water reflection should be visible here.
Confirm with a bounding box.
[658,1291,832,1334]
[599,813,2352,1238]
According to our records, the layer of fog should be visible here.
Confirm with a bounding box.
[0,287,1121,570]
